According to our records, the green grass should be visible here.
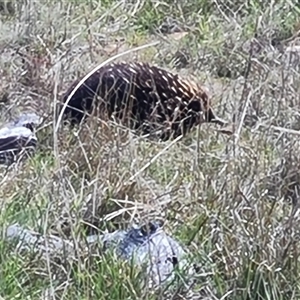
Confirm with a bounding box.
[1,0,300,299]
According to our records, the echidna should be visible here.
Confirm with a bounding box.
[0,112,41,165]
[61,62,228,140]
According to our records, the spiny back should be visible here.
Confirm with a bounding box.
[61,61,227,140]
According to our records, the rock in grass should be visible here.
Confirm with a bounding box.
[10,112,42,130]
[61,61,229,141]
[6,223,74,253]
[0,112,42,165]
[88,221,192,286]
[6,221,193,287]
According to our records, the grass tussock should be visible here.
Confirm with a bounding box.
[1,0,300,299]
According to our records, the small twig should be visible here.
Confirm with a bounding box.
[52,63,61,165]
[233,16,262,148]
[258,124,300,136]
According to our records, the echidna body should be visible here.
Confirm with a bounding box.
[61,62,227,140]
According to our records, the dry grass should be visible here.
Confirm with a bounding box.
[1,0,300,299]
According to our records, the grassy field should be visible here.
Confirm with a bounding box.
[1,0,300,299]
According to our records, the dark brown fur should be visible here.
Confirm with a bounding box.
[61,61,227,140]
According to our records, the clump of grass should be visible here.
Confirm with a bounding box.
[1,0,300,299]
